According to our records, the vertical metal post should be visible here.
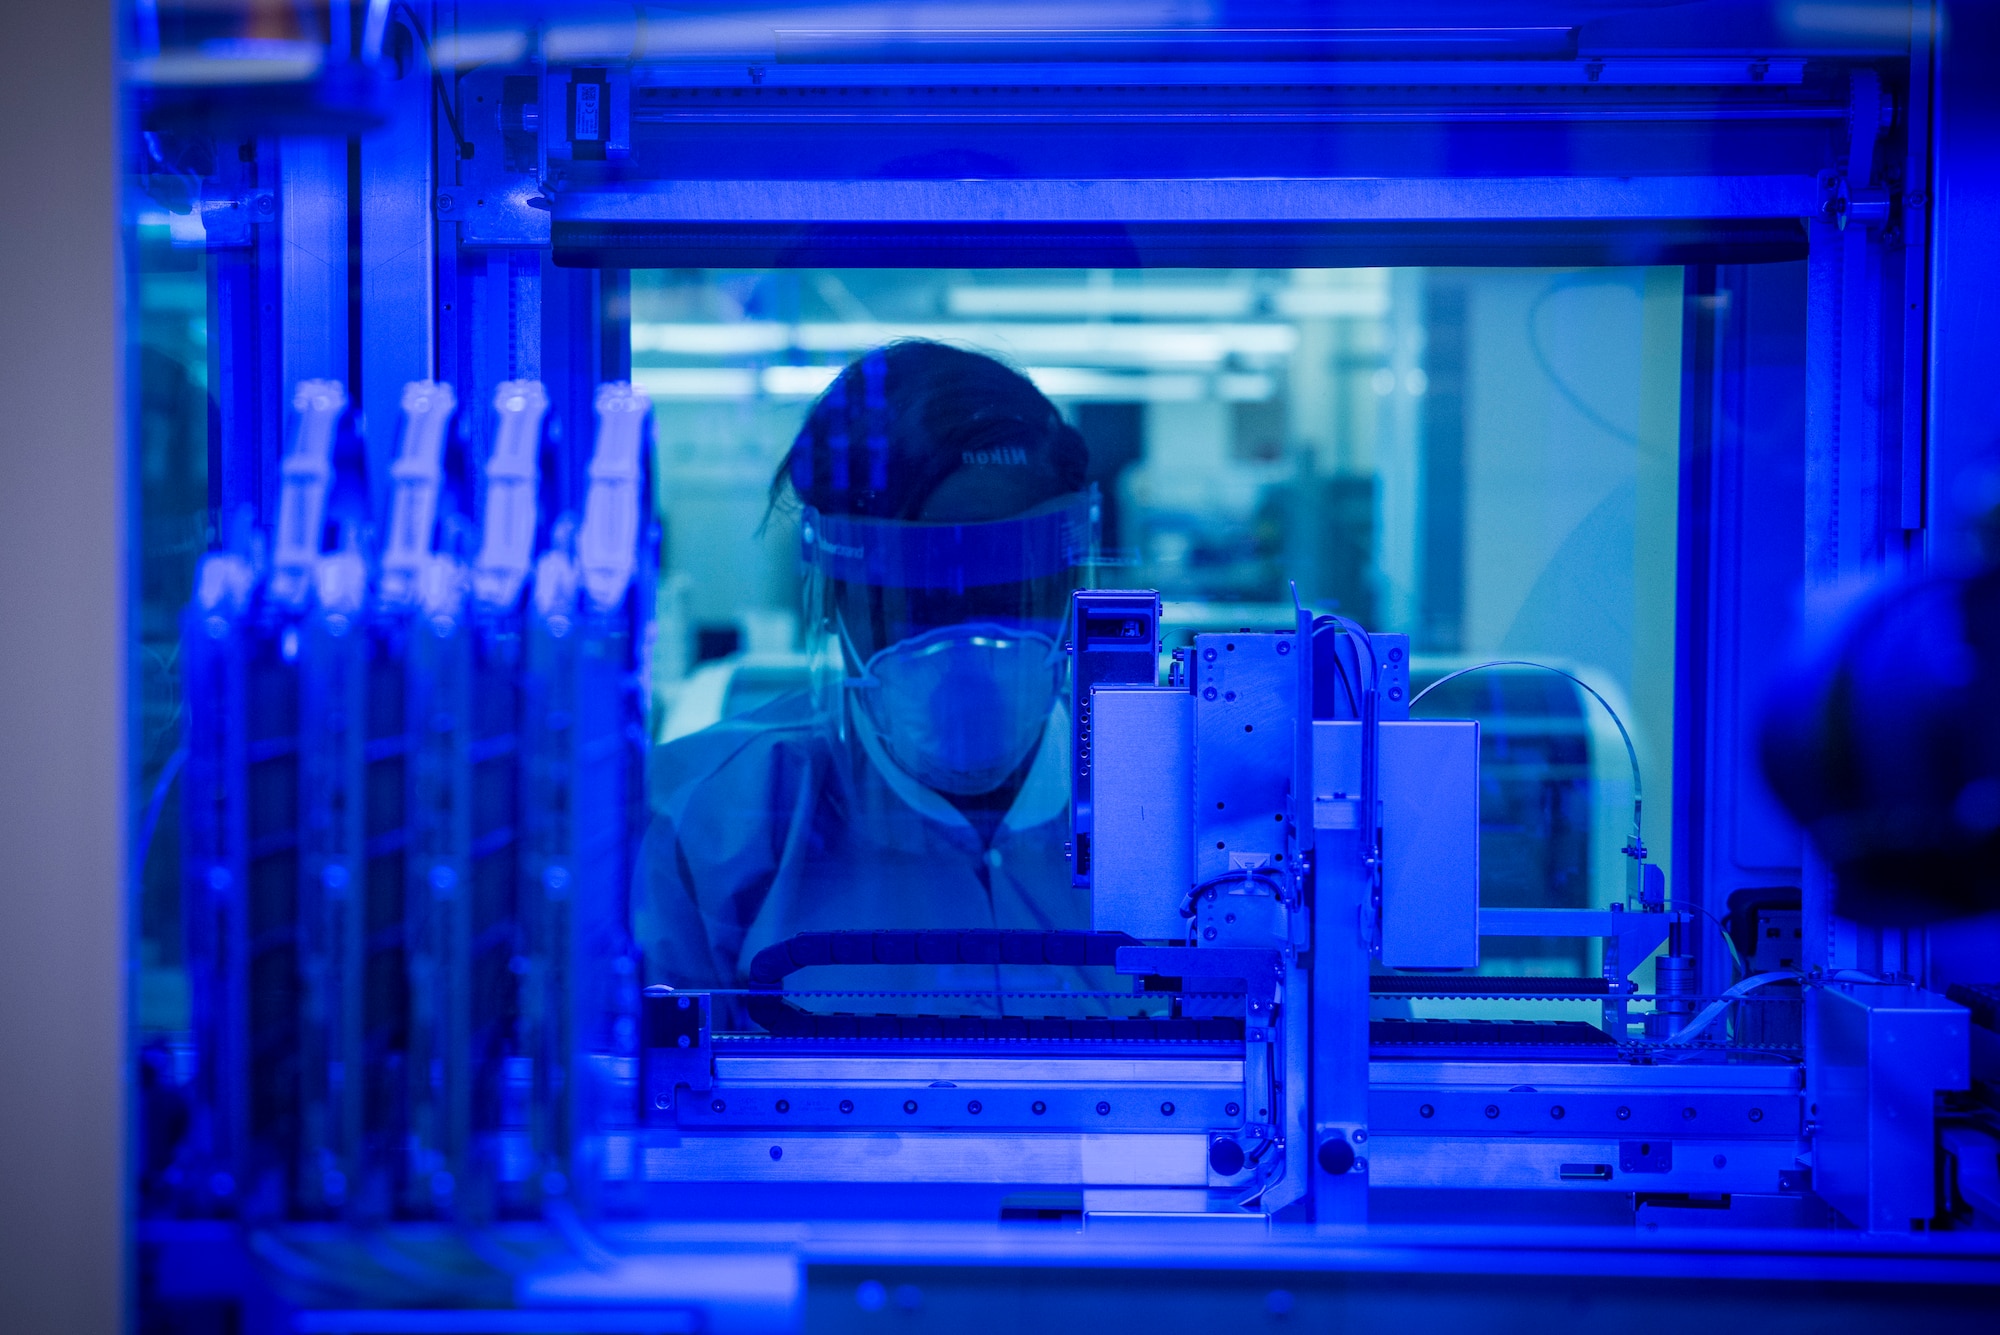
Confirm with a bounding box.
[279,137,349,406]
[206,138,284,531]
[359,18,436,520]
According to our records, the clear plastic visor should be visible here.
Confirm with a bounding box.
[802,490,1096,663]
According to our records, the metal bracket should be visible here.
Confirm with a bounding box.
[642,988,713,1119]
[1819,170,1890,232]
[436,182,552,247]
[198,187,276,247]
[1116,946,1282,1004]
[1315,1123,1368,1177]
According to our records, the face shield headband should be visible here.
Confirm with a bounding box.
[800,489,1098,660]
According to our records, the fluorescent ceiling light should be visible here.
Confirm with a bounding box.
[1032,369,1273,402]
[762,364,840,396]
[431,30,533,68]
[1028,368,1206,401]
[632,367,757,398]
[633,325,792,356]
[635,363,1271,404]
[948,286,1254,318]
[1273,287,1391,319]
[633,321,1297,366]
[127,39,323,86]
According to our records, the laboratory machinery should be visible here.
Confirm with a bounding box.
[127,3,2000,1332]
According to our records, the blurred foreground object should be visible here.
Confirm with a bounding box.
[1761,563,2000,923]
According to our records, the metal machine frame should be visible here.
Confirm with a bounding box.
[133,3,2000,1328]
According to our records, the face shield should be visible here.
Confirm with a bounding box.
[802,490,1097,796]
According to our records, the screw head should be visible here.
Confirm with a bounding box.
[1749,1107,1764,1123]
[436,193,455,213]
[1096,1101,1111,1116]
[967,1100,982,1115]
[1616,1105,1632,1120]
[839,1099,854,1114]
[711,1099,725,1113]
[1419,1103,1435,1119]
[1484,1104,1500,1119]
[1550,1105,1566,1120]
[775,1099,790,1113]
[903,1099,918,1114]
[1226,1102,1241,1118]
[1160,1101,1176,1116]
[1032,1100,1047,1115]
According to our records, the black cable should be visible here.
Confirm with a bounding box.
[389,2,472,160]
[1313,618,1361,716]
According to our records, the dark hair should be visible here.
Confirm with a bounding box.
[770,341,1087,522]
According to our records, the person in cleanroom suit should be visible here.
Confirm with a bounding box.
[634,341,1112,1012]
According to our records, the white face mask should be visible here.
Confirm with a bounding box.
[850,621,1061,796]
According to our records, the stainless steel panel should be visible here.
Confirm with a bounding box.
[715,1056,1240,1084]
[636,1133,1211,1186]
[1372,1059,1802,1091]
[1369,1135,1799,1193]
[687,1082,1237,1133]
[1810,982,1970,1232]
[1315,720,1480,969]
[1193,634,1295,885]
[1089,688,1192,939]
